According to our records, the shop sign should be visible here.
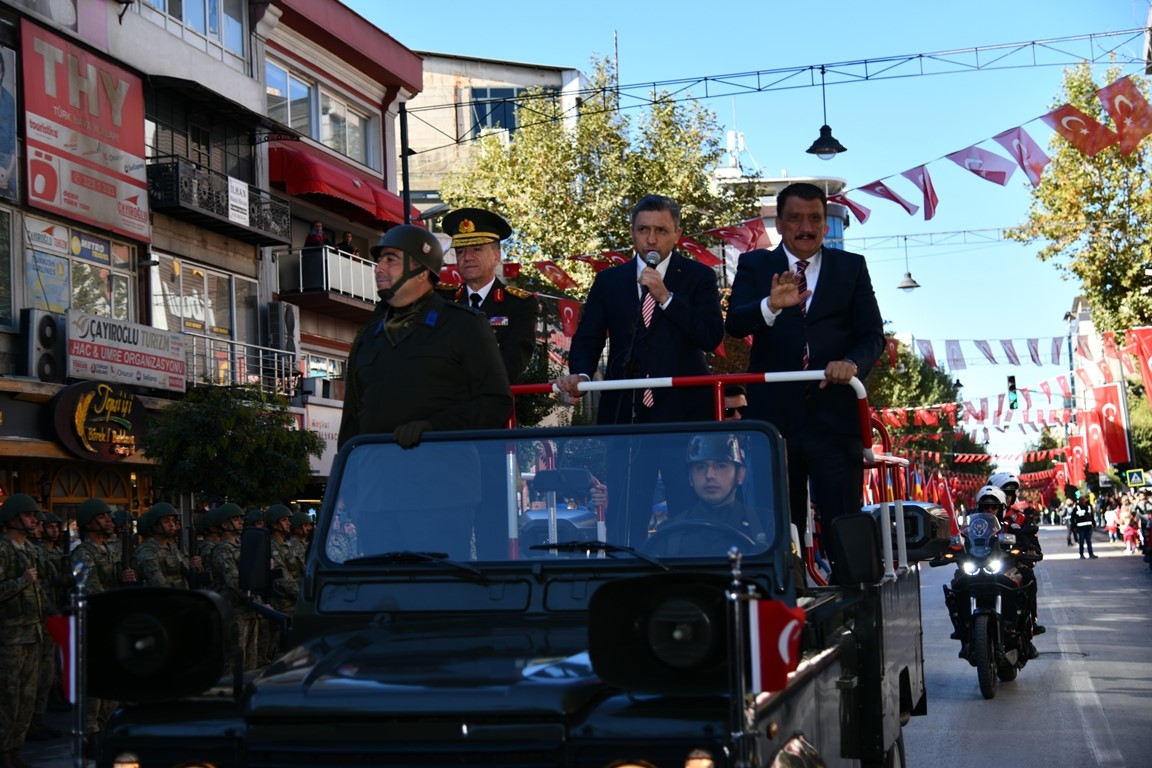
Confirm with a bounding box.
[51,380,145,462]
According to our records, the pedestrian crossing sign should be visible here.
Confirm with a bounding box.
[1125,468,1146,487]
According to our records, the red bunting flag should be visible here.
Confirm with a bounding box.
[601,251,630,265]
[1075,334,1093,360]
[1067,433,1087,485]
[1083,411,1109,472]
[1039,381,1052,403]
[1097,76,1152,155]
[901,165,939,220]
[828,193,871,224]
[1093,383,1131,464]
[1129,327,1152,408]
[557,298,581,337]
[1041,103,1119,156]
[534,260,579,291]
[945,339,966,371]
[707,223,756,251]
[1027,338,1041,365]
[884,337,900,367]
[1000,339,1020,366]
[677,237,722,266]
[1051,336,1063,365]
[749,598,805,693]
[993,126,1050,188]
[973,340,997,364]
[858,180,920,216]
[1056,375,1071,400]
[572,254,613,272]
[945,145,1017,186]
[915,339,937,368]
[501,262,521,280]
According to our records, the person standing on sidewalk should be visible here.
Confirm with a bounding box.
[1071,498,1098,559]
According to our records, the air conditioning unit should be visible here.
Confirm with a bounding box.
[19,308,67,383]
[268,301,300,355]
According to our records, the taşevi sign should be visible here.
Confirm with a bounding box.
[51,381,145,462]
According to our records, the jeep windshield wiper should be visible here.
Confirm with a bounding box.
[528,540,669,571]
[343,551,486,579]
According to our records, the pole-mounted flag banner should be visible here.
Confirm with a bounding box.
[748,598,805,693]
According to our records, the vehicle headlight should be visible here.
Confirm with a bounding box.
[983,559,1003,574]
[962,561,979,575]
[112,754,140,768]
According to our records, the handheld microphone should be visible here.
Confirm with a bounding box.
[644,251,661,269]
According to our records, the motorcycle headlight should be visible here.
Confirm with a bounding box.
[983,559,1003,575]
[962,561,979,575]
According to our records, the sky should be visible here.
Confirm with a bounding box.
[347,0,1151,468]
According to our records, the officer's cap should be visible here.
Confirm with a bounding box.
[442,208,512,249]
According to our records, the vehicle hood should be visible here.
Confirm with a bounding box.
[244,618,605,717]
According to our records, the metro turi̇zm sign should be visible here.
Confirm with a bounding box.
[51,381,146,462]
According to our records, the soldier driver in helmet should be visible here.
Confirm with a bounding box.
[337,224,512,449]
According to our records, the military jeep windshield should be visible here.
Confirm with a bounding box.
[322,422,788,567]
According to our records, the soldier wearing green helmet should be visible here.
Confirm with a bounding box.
[133,502,201,589]
[336,224,511,451]
[209,503,262,672]
[70,498,136,754]
[0,493,52,765]
[262,504,302,665]
[289,511,314,560]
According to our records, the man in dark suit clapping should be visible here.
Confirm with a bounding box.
[725,182,884,567]
[556,194,724,545]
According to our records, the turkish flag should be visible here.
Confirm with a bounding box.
[746,218,770,248]
[1067,433,1087,485]
[945,339,966,370]
[1129,327,1152,407]
[1039,380,1052,403]
[1027,338,1042,365]
[1000,339,1020,365]
[501,262,521,280]
[557,299,581,337]
[973,339,997,364]
[438,264,463,285]
[1083,411,1109,472]
[676,237,722,266]
[1093,382,1131,464]
[884,336,899,367]
[858,180,920,216]
[601,251,630,265]
[748,598,805,693]
[1056,375,1071,400]
[534,260,579,291]
[914,407,939,426]
[915,339,937,369]
[1075,334,1093,360]
[572,254,613,272]
[901,165,939,220]
[1041,104,1119,156]
[1053,462,1068,488]
[945,145,1017,186]
[707,223,755,251]
[827,193,871,224]
[1097,76,1152,155]
[993,126,1050,188]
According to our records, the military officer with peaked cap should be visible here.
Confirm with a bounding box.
[441,207,540,383]
[337,224,512,449]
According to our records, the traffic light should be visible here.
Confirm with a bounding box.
[1007,375,1019,409]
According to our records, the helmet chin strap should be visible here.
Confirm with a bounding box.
[377,254,428,303]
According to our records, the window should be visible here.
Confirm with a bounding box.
[143,0,246,58]
[150,253,256,341]
[23,223,135,320]
[321,91,369,165]
[267,61,376,168]
[470,87,559,138]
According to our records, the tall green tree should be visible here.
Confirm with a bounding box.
[440,57,758,300]
[143,384,324,506]
[1007,63,1152,334]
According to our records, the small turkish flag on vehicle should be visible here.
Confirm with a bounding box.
[748,598,805,693]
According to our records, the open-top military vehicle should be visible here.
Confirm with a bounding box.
[87,410,931,767]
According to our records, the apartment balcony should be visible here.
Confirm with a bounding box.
[147,156,292,246]
[274,245,377,324]
[182,332,300,398]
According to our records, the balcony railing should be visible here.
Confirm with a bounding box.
[147,156,292,245]
[276,246,378,304]
[182,332,300,398]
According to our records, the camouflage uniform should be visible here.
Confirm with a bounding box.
[134,538,191,588]
[212,536,260,671]
[70,537,120,737]
[269,536,304,614]
[0,505,48,757]
[198,538,219,590]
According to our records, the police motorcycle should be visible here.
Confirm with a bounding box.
[931,485,1042,700]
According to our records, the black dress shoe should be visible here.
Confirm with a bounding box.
[1033,624,1046,635]
[1027,642,1040,659]
[1089,554,1099,559]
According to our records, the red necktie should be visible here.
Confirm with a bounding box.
[795,260,809,370]
[641,291,656,407]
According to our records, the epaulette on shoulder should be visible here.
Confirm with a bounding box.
[505,285,534,299]
[434,283,459,296]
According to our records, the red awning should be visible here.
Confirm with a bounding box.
[268,144,417,225]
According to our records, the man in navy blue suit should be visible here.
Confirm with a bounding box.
[725,182,884,567]
[556,194,724,545]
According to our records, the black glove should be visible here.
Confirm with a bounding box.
[394,420,432,449]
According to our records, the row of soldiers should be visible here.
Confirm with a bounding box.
[0,494,315,766]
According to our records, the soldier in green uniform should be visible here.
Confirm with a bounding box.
[441,208,540,384]
[209,503,260,672]
[133,502,201,588]
[71,497,136,756]
[289,512,312,560]
[26,514,63,743]
[0,494,51,768]
[263,504,304,664]
[37,513,72,715]
[337,224,512,449]
[197,508,221,590]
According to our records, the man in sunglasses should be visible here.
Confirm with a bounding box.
[723,384,748,421]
